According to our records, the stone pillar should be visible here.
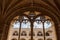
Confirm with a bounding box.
[0,24,4,40]
[58,23,60,40]
[1,23,9,40]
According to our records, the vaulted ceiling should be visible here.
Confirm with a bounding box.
[0,0,60,24]
[0,0,60,40]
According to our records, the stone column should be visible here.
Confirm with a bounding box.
[58,23,60,40]
[0,24,4,40]
[1,23,9,40]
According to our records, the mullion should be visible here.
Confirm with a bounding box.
[42,22,46,40]
[31,20,34,40]
[18,16,22,40]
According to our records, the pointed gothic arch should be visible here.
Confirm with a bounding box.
[0,0,60,40]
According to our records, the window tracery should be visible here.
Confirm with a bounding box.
[37,31,43,36]
[7,11,57,40]
[46,32,50,36]
[34,16,52,28]
[21,31,27,36]
[13,31,18,36]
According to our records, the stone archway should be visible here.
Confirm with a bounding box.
[0,0,60,40]
[2,9,60,40]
